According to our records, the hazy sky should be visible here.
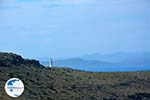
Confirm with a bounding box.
[0,0,149,58]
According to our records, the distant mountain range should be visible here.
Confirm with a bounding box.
[82,52,149,60]
[81,52,150,66]
[40,52,150,72]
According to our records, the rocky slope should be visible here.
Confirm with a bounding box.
[0,52,150,100]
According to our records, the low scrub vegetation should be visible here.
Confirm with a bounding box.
[0,52,150,100]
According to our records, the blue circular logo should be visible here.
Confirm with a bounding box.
[5,78,24,97]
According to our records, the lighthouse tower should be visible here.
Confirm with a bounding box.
[49,58,53,67]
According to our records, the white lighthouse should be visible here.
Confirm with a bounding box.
[49,58,53,67]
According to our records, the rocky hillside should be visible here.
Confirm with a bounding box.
[0,52,150,100]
